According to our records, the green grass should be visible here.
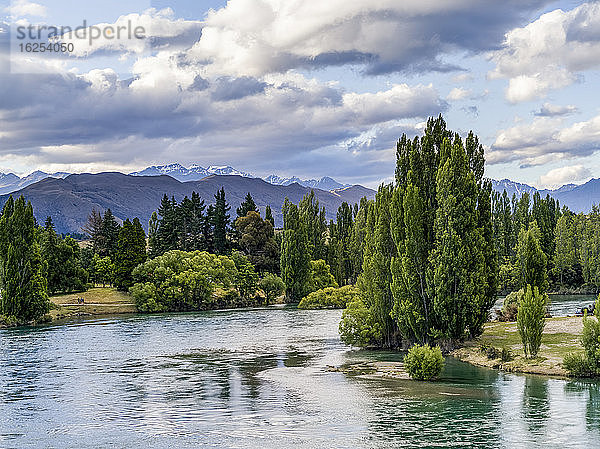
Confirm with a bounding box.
[50,287,136,320]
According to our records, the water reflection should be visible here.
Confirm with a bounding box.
[1,309,600,448]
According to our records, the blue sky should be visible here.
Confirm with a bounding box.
[1,0,599,188]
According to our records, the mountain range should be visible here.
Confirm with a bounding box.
[0,164,351,196]
[0,173,374,234]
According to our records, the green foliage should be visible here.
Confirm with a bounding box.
[299,190,327,261]
[517,285,547,358]
[264,205,274,228]
[131,250,259,312]
[113,218,147,291]
[0,196,49,322]
[516,224,549,293]
[309,259,338,292]
[212,188,231,255]
[41,218,88,294]
[497,289,523,322]
[403,344,445,381]
[298,285,359,310]
[258,273,285,305]
[231,251,258,299]
[236,192,258,218]
[280,199,311,302]
[338,297,382,347]
[93,254,114,286]
[563,352,594,377]
[235,211,279,273]
[563,296,600,377]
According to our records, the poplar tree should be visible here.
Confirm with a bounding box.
[280,198,311,302]
[516,223,548,293]
[113,218,147,290]
[299,190,327,261]
[265,205,275,227]
[0,196,49,322]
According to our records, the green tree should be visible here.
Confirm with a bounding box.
[259,273,285,305]
[231,251,259,299]
[265,205,275,228]
[517,285,547,358]
[339,296,382,347]
[0,196,49,322]
[212,188,231,255]
[93,254,114,287]
[299,190,327,260]
[235,211,279,273]
[113,218,147,291]
[236,192,258,218]
[280,198,311,302]
[403,344,444,380]
[516,223,549,293]
[100,209,121,259]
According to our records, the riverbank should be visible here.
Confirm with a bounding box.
[50,287,137,321]
[452,316,584,377]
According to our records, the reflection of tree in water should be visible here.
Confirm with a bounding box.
[564,380,600,432]
[521,376,550,434]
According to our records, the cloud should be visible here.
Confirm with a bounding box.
[534,103,578,117]
[488,115,600,166]
[6,0,47,18]
[187,0,550,77]
[489,2,600,102]
[538,165,592,189]
[447,87,470,101]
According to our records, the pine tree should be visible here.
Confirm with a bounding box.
[237,192,258,218]
[113,218,147,290]
[0,196,49,322]
[82,208,104,254]
[235,211,279,273]
[212,188,231,255]
[100,209,121,259]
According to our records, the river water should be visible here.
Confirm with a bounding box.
[1,307,600,448]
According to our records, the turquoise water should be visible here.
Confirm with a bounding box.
[1,308,600,448]
[494,294,598,317]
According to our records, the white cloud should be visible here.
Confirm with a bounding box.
[538,165,592,189]
[489,2,600,102]
[489,115,600,166]
[446,87,470,101]
[6,0,47,18]
[534,102,578,117]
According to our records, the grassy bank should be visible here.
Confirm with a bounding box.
[452,317,584,377]
[50,287,136,321]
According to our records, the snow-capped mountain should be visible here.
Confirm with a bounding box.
[130,164,253,181]
[491,179,538,198]
[264,174,350,190]
[0,171,70,195]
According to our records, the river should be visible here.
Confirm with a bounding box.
[1,307,600,448]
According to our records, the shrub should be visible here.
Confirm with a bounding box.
[258,273,285,305]
[517,285,547,358]
[339,297,382,347]
[298,285,359,310]
[497,289,523,322]
[404,344,445,381]
[564,295,600,377]
[309,259,338,292]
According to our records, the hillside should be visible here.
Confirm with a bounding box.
[0,173,375,234]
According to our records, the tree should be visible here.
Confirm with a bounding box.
[212,188,231,254]
[516,223,548,293]
[113,218,147,291]
[299,190,327,260]
[236,192,258,218]
[235,211,279,273]
[265,205,275,228]
[99,209,121,259]
[309,259,338,292]
[93,254,114,287]
[259,273,285,305]
[82,208,104,254]
[231,251,259,299]
[280,198,311,302]
[0,196,49,322]
[517,285,547,358]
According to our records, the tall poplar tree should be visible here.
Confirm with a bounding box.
[212,188,231,255]
[0,196,49,322]
[280,198,311,302]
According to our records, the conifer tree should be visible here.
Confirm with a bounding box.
[212,188,231,254]
[237,192,258,218]
[265,205,275,227]
[113,218,147,290]
[100,209,121,259]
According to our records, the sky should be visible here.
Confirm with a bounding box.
[0,0,599,188]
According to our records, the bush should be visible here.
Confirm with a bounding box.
[339,297,382,347]
[564,295,600,377]
[309,259,338,292]
[563,352,594,377]
[497,289,523,322]
[517,285,547,358]
[298,285,359,309]
[258,273,285,305]
[404,344,445,381]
